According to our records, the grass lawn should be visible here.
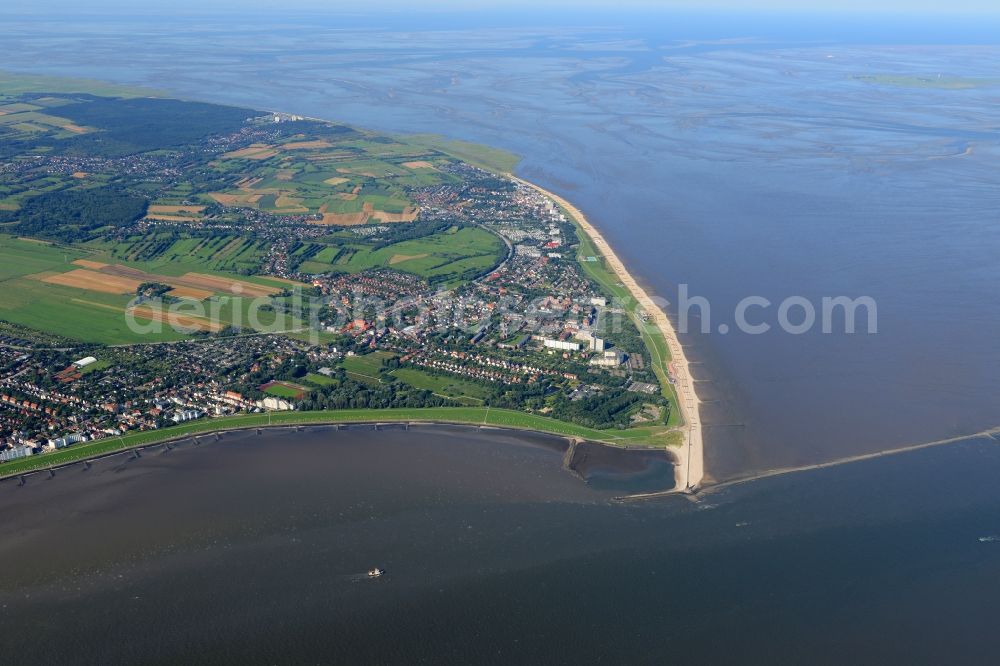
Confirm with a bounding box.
[334,226,503,283]
[261,381,308,399]
[304,372,337,386]
[391,367,491,404]
[79,359,112,375]
[341,351,395,382]
[0,235,85,280]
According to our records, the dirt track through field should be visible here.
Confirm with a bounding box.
[128,305,224,332]
[41,268,141,294]
[72,259,109,270]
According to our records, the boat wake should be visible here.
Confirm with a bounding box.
[343,569,386,582]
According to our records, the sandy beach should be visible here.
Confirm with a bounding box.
[512,176,705,491]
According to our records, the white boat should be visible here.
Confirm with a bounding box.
[368,568,385,578]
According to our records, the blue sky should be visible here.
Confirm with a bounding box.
[6,0,1000,11]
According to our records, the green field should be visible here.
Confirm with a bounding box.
[0,232,312,344]
[391,367,491,405]
[262,381,308,399]
[0,279,301,345]
[0,71,154,99]
[404,134,521,173]
[0,236,84,279]
[0,237,189,343]
[341,351,395,384]
[300,226,504,285]
[0,406,682,479]
[304,372,338,386]
[204,133,464,221]
[90,234,274,278]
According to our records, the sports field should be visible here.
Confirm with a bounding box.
[260,380,309,399]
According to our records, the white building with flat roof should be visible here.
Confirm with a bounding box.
[0,445,33,463]
[543,338,581,352]
[590,350,625,368]
[47,433,87,450]
[73,356,97,368]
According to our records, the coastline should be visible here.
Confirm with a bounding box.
[0,175,704,491]
[0,407,680,482]
[0,79,700,489]
[510,176,705,491]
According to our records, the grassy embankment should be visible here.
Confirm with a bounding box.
[0,407,675,479]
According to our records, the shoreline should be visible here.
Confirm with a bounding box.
[0,175,705,491]
[0,408,681,483]
[0,418,675,492]
[510,176,705,492]
[0,81,700,488]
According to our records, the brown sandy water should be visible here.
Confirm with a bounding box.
[5,426,1000,663]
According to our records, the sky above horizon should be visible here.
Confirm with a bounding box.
[5,0,1000,12]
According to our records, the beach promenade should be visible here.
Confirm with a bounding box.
[512,176,705,491]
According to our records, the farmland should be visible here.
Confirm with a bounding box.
[0,222,502,344]
[86,233,275,277]
[0,234,306,344]
[205,130,460,225]
[0,222,503,343]
[0,89,511,343]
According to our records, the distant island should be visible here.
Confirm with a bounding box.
[0,72,702,491]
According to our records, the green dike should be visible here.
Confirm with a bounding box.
[0,407,681,479]
[563,205,683,428]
